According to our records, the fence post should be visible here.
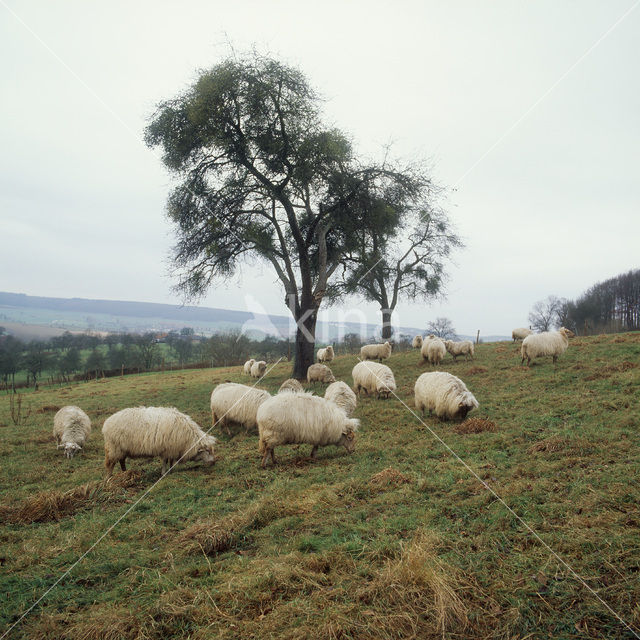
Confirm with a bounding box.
[476,330,480,344]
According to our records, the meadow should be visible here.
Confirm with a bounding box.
[1,333,639,639]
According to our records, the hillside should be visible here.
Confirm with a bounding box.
[1,334,639,638]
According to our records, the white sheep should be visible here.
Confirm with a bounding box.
[444,340,475,361]
[421,335,446,365]
[257,392,359,467]
[102,407,217,476]
[307,363,336,384]
[53,406,91,458]
[250,360,267,378]
[412,335,423,349]
[352,361,396,399]
[512,328,533,342]
[210,383,271,434]
[324,381,358,417]
[279,378,304,393]
[317,345,335,363]
[414,372,479,421]
[243,358,255,375]
[521,327,574,366]
[360,341,392,362]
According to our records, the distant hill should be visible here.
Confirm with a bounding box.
[0,292,509,342]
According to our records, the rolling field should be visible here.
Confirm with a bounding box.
[1,334,639,639]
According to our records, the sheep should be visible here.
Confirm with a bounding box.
[53,406,91,458]
[102,407,217,476]
[412,335,423,349]
[317,345,335,363]
[512,328,533,342]
[414,372,479,421]
[250,360,267,378]
[279,378,304,393]
[243,358,255,375]
[352,361,396,399]
[360,341,392,362]
[257,392,359,467]
[307,363,336,384]
[444,340,475,361]
[521,327,574,366]
[421,335,446,365]
[210,383,271,434]
[324,381,358,417]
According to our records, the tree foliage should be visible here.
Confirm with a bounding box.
[145,53,427,376]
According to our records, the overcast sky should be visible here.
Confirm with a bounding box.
[1,0,638,336]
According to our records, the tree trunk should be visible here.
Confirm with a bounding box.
[292,303,318,379]
[381,309,394,340]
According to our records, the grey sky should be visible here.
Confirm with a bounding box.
[1,0,638,336]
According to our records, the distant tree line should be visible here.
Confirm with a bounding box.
[529,269,640,335]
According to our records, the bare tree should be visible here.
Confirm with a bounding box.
[528,296,564,332]
[426,317,457,340]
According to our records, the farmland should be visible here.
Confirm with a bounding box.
[1,333,639,639]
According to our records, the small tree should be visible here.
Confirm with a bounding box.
[22,341,50,388]
[528,296,564,332]
[133,333,159,371]
[84,348,106,379]
[426,317,457,340]
[0,336,22,391]
[339,205,461,339]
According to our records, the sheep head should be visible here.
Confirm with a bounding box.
[58,442,82,459]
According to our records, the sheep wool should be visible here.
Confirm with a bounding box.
[250,360,267,378]
[412,335,423,349]
[521,327,574,366]
[351,361,396,399]
[102,407,217,476]
[421,336,446,365]
[414,372,479,421]
[307,363,336,384]
[53,406,91,458]
[243,358,255,375]
[257,392,359,467]
[360,341,392,362]
[210,383,271,433]
[444,340,475,361]
[512,328,533,341]
[278,378,304,393]
[324,381,358,416]
[317,345,335,363]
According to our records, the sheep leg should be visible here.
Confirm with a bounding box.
[553,355,558,364]
[119,459,127,471]
[310,445,318,459]
[261,447,272,468]
[105,458,115,477]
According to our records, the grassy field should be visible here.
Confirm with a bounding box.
[1,333,639,639]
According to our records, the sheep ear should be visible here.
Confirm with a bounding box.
[57,444,65,449]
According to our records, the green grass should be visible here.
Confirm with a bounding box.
[1,334,639,638]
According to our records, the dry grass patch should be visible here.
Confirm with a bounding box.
[0,471,141,524]
[529,435,594,456]
[35,404,61,414]
[584,361,638,381]
[369,467,411,488]
[465,365,488,375]
[453,418,497,434]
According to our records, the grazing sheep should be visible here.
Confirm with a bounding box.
[53,406,91,458]
[444,340,475,361]
[352,361,396,399]
[307,363,336,384]
[317,345,335,363]
[250,360,267,378]
[512,328,533,342]
[243,358,255,375]
[414,372,479,421]
[412,335,423,349]
[279,378,304,393]
[324,381,358,417]
[421,335,446,365]
[360,341,392,362]
[210,383,271,434]
[257,392,359,467]
[521,327,574,366]
[102,407,217,476]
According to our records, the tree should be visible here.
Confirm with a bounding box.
[528,296,564,332]
[426,317,457,340]
[57,347,81,382]
[84,348,106,379]
[22,341,50,389]
[338,204,461,339]
[145,53,425,378]
[0,336,22,390]
[133,333,159,371]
